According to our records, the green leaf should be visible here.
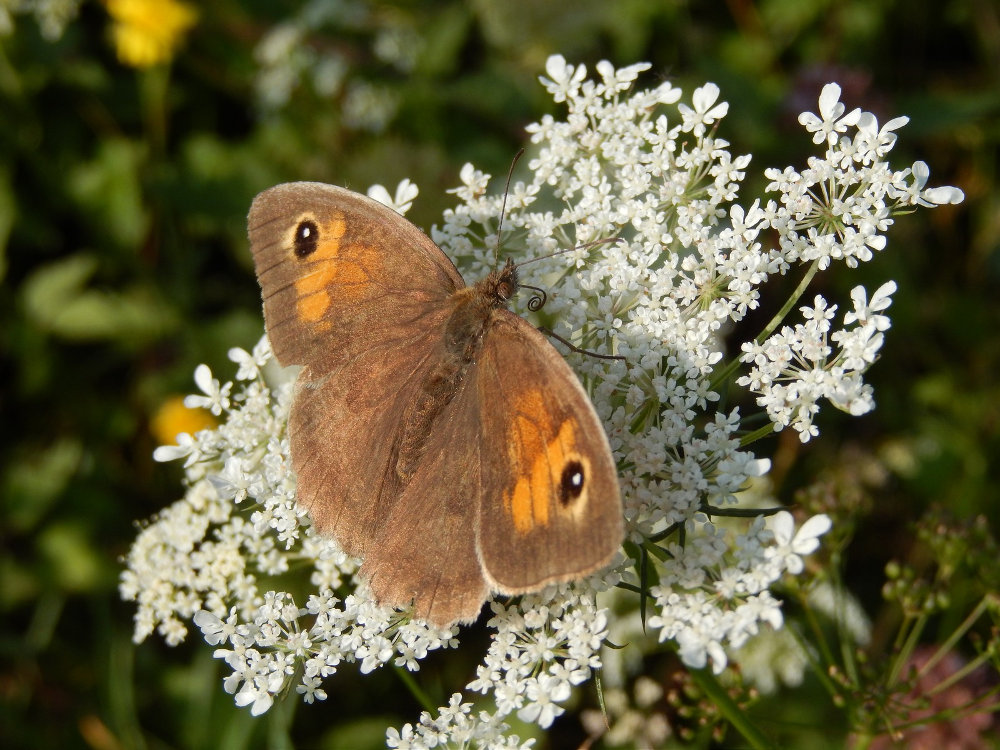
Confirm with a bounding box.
[21,253,177,342]
[66,138,148,248]
[4,438,83,532]
[37,522,108,594]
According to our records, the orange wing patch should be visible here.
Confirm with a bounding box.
[503,388,583,534]
[291,212,375,323]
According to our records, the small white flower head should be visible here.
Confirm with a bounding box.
[678,82,730,137]
[194,608,238,646]
[368,179,419,215]
[798,83,862,146]
[891,160,966,207]
[211,456,253,503]
[184,364,232,416]
[387,694,536,749]
[228,337,272,382]
[152,431,198,464]
[844,280,896,330]
[539,53,588,103]
[766,512,833,575]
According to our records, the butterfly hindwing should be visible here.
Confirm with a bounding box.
[363,375,489,625]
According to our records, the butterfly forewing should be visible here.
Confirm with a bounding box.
[249,183,464,556]
[474,311,622,592]
[248,182,463,369]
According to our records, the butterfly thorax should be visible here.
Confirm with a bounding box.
[394,260,519,483]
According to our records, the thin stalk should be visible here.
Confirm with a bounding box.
[739,422,776,448]
[708,259,823,395]
[757,259,824,342]
[394,664,438,713]
[688,667,778,750]
[916,595,992,683]
[785,620,841,700]
[887,613,927,687]
[799,587,837,668]
[925,648,993,699]
[830,565,861,685]
[266,692,297,750]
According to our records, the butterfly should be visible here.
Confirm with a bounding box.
[248,182,622,626]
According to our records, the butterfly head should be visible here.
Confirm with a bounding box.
[476,258,520,308]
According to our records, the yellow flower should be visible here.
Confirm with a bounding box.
[105,0,197,68]
[150,395,216,446]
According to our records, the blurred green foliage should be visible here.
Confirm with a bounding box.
[0,0,996,748]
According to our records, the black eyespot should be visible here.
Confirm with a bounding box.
[558,460,586,506]
[293,220,319,258]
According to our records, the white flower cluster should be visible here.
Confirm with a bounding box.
[387,577,617,745]
[646,511,831,673]
[0,0,80,40]
[124,55,963,746]
[122,335,610,741]
[252,0,413,122]
[193,588,457,716]
[121,339,460,714]
[467,576,618,728]
[387,694,534,750]
[738,280,897,441]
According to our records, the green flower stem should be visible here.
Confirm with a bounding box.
[926,649,993,699]
[394,663,438,714]
[266,690,297,750]
[757,259,824,342]
[917,595,992,686]
[701,504,785,518]
[831,567,862,686]
[708,259,823,396]
[850,733,873,750]
[785,619,840,701]
[688,667,778,750]
[889,695,1000,734]
[140,65,170,156]
[739,422,776,447]
[799,585,837,670]
[707,353,742,397]
[888,612,927,687]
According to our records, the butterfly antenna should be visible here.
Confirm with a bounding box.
[516,237,623,268]
[515,237,623,312]
[495,148,525,267]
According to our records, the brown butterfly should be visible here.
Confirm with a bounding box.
[248,182,622,626]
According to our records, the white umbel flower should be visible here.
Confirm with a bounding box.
[124,56,962,745]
